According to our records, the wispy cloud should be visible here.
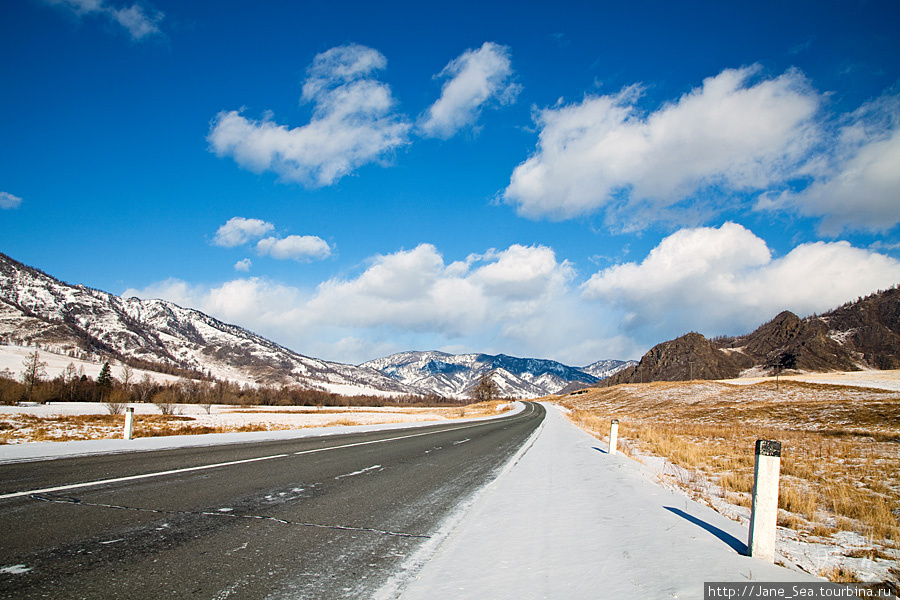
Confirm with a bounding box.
[504,65,821,228]
[44,0,164,40]
[418,42,520,139]
[208,44,410,187]
[0,192,23,209]
[757,92,900,234]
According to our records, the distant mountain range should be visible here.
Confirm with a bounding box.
[0,252,630,399]
[606,287,900,385]
[361,351,630,398]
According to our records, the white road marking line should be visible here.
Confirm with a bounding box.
[0,410,532,501]
[0,453,289,500]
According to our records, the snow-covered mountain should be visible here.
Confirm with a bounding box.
[1,252,632,399]
[361,350,599,399]
[582,359,637,379]
[0,252,408,396]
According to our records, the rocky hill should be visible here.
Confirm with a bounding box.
[606,287,900,385]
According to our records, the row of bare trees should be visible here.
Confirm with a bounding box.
[1,351,470,411]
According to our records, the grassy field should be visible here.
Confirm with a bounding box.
[556,378,900,585]
[0,400,514,444]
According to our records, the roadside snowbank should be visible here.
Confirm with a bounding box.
[390,404,820,599]
[0,402,524,464]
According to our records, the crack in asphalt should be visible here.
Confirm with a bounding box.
[31,494,431,539]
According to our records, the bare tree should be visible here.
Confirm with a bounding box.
[61,362,78,402]
[471,372,500,402]
[153,387,179,415]
[21,351,48,402]
[119,363,134,390]
[134,374,155,404]
[103,389,129,415]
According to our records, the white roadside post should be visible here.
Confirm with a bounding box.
[609,419,619,455]
[748,439,781,562]
[124,407,134,440]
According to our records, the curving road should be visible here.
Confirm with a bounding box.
[0,402,544,599]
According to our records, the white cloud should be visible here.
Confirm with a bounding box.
[0,192,23,209]
[583,222,900,340]
[234,259,252,272]
[212,217,331,263]
[124,231,900,365]
[418,42,521,139]
[122,243,601,364]
[256,235,332,261]
[758,93,900,234]
[45,0,163,40]
[208,44,410,187]
[504,65,821,227]
[213,217,275,247]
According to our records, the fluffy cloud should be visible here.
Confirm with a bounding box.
[208,44,410,187]
[213,217,275,247]
[418,42,520,139]
[123,243,601,364]
[212,217,331,262]
[304,243,573,335]
[125,230,900,366]
[0,192,22,209]
[45,0,163,40]
[234,259,252,272]
[504,65,821,227]
[583,223,900,340]
[256,235,331,261]
[758,93,900,234]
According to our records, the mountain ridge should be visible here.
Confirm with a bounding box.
[606,286,900,386]
[0,252,623,399]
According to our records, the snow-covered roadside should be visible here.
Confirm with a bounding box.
[724,369,900,391]
[619,442,900,588]
[0,402,524,464]
[389,404,821,600]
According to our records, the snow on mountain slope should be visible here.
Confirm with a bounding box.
[361,350,600,399]
[1,252,634,399]
[582,359,637,379]
[0,253,407,396]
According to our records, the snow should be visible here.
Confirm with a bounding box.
[0,344,184,385]
[724,369,900,391]
[0,402,525,464]
[384,404,822,599]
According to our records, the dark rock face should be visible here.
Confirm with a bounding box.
[607,286,900,385]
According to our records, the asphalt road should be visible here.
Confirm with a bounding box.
[0,402,544,599]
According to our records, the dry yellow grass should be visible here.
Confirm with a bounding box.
[0,413,282,442]
[0,400,516,444]
[557,380,900,552]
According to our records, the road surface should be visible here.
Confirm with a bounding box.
[0,402,544,599]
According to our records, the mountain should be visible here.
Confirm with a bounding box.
[361,350,600,399]
[581,359,637,379]
[0,252,631,399]
[607,286,900,385]
[0,252,408,396]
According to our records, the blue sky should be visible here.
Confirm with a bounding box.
[2,0,900,366]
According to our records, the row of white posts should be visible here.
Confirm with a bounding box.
[606,419,781,563]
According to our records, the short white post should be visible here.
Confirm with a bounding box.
[609,419,619,455]
[124,407,134,440]
[748,439,781,562]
